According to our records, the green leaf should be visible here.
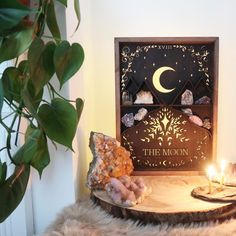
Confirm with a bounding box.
[76,98,84,122]
[28,38,56,95]
[21,80,43,115]
[14,126,50,177]
[54,41,84,88]
[56,0,67,7]
[0,27,34,64]
[0,1,32,33]
[38,98,78,149]
[2,67,25,103]
[74,0,81,32]
[0,162,7,185]
[0,164,30,223]
[0,79,3,117]
[18,60,29,75]
[46,1,61,44]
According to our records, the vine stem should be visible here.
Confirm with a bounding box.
[42,34,61,42]
[47,84,54,100]
[48,83,76,103]
[9,164,25,187]
[3,99,32,118]
[6,112,19,165]
[15,115,22,146]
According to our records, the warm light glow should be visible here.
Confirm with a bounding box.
[207,165,216,194]
[207,165,216,181]
[220,160,227,173]
[220,160,227,190]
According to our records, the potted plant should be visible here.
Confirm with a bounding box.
[0,0,84,222]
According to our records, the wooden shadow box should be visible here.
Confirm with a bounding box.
[115,37,219,174]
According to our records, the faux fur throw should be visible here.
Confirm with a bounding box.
[44,199,236,236]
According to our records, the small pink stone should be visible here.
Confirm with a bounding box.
[189,115,203,126]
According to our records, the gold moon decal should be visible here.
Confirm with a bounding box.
[152,66,176,93]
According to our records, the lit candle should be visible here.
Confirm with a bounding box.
[220,160,227,190]
[207,165,215,194]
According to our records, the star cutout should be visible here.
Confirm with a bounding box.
[162,114,169,130]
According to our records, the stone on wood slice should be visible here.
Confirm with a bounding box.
[87,132,134,190]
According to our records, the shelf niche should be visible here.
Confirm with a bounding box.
[115,37,219,173]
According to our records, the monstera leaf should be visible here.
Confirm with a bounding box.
[0,165,30,223]
[54,41,84,88]
[38,98,78,149]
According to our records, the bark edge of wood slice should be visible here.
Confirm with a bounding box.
[91,176,236,224]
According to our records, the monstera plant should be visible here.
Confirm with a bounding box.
[0,0,84,222]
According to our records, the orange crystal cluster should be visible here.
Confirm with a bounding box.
[87,132,134,190]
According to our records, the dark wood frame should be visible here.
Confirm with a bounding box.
[115,37,219,175]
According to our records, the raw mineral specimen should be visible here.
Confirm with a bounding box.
[134,90,153,104]
[189,115,203,126]
[134,108,148,121]
[181,89,193,105]
[87,132,134,190]
[182,108,193,116]
[195,96,211,105]
[105,175,152,207]
[121,113,134,127]
[203,118,211,130]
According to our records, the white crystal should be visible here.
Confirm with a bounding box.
[134,90,153,104]
[134,108,148,121]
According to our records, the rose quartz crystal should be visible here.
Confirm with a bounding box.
[105,175,152,207]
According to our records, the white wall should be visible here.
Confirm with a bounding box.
[70,0,236,195]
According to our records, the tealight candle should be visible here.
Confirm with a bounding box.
[220,160,227,190]
[207,165,215,194]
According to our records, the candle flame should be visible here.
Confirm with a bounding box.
[207,165,216,181]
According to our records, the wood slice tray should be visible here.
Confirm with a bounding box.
[91,176,236,224]
[191,185,236,203]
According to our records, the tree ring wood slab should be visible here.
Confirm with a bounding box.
[91,176,236,224]
[191,185,236,203]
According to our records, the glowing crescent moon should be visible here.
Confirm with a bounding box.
[152,66,176,93]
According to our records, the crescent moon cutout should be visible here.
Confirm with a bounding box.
[152,66,176,93]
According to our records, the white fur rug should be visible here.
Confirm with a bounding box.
[44,199,236,236]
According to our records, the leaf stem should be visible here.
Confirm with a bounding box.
[15,115,22,146]
[48,83,76,103]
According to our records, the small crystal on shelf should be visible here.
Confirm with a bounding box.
[134,90,153,104]
[195,96,211,105]
[203,118,211,130]
[189,115,203,126]
[121,113,134,127]
[134,108,148,121]
[122,91,133,105]
[182,108,193,116]
[181,89,193,105]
